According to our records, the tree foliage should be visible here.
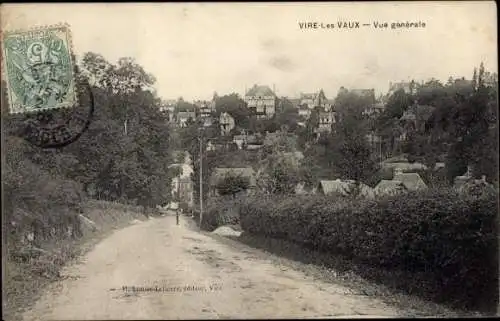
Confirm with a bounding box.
[4,51,176,210]
[256,152,301,195]
[215,93,250,129]
[215,173,250,197]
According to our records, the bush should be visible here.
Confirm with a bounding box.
[200,195,246,231]
[239,188,498,312]
[215,173,250,197]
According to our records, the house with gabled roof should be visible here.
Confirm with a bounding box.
[316,111,336,134]
[245,84,277,119]
[374,180,408,197]
[398,104,435,141]
[393,168,428,191]
[159,99,177,122]
[176,111,196,128]
[318,179,374,199]
[388,81,417,96]
[297,105,312,119]
[219,112,235,136]
[363,102,386,116]
[299,89,331,110]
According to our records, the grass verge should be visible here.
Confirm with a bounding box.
[2,200,147,321]
[230,232,488,318]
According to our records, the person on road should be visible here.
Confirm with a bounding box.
[171,201,180,225]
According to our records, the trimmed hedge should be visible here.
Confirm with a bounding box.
[239,189,498,312]
[198,195,246,231]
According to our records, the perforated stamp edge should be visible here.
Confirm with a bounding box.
[1,22,78,114]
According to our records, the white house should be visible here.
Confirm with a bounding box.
[299,89,331,110]
[177,111,196,128]
[245,84,277,119]
[219,112,235,136]
[316,111,336,133]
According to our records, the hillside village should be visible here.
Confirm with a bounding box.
[3,3,498,319]
[165,70,498,208]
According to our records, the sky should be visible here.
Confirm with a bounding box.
[1,2,497,101]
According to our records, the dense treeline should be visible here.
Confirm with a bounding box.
[3,52,175,244]
[299,63,498,187]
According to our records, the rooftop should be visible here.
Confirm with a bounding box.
[393,172,428,191]
[246,85,275,97]
[374,180,407,194]
[177,111,196,118]
[318,179,372,197]
[210,167,257,187]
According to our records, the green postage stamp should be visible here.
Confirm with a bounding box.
[2,24,77,114]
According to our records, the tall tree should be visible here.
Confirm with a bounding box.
[329,94,378,183]
[215,93,250,129]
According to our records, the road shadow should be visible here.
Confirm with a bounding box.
[231,232,486,317]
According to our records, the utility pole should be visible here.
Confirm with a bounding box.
[198,133,203,228]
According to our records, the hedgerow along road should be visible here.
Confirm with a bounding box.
[22,212,434,319]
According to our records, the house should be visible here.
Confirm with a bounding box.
[393,168,428,191]
[316,111,336,133]
[219,112,235,136]
[483,71,498,87]
[380,161,428,172]
[176,111,196,127]
[374,180,408,197]
[206,139,236,152]
[159,99,177,122]
[171,176,194,207]
[388,81,417,96]
[299,89,331,110]
[233,135,247,149]
[298,105,312,119]
[456,175,493,194]
[194,100,214,127]
[363,102,385,116]
[289,98,302,109]
[209,167,257,197]
[205,139,221,152]
[170,162,194,208]
[263,131,281,146]
[380,155,428,172]
[245,84,277,119]
[318,179,374,199]
[398,104,435,141]
[434,162,446,171]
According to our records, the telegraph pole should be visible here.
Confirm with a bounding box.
[198,133,203,228]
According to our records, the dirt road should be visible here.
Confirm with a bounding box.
[23,214,409,319]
